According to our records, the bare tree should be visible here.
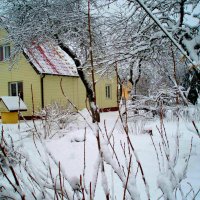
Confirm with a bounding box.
[102,0,200,103]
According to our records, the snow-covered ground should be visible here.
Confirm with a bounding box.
[1,109,200,199]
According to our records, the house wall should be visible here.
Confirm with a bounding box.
[95,77,118,110]
[43,76,86,110]
[43,75,118,111]
[0,29,42,116]
[0,54,42,116]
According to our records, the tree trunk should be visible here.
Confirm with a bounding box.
[129,58,142,95]
[57,39,100,122]
[186,68,200,105]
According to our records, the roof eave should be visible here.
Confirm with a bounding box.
[23,51,79,77]
[42,73,79,77]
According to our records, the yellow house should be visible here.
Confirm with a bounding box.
[0,29,118,118]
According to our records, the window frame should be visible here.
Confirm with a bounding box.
[0,45,11,61]
[8,81,24,100]
[105,84,112,99]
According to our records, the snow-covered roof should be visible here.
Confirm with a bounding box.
[24,42,78,76]
[0,96,27,112]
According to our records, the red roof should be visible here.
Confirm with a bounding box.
[24,42,78,76]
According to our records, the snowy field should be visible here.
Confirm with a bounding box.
[1,108,200,200]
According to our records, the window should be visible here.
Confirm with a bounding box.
[9,82,24,100]
[105,84,111,99]
[0,45,11,61]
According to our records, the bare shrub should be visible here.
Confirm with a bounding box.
[127,86,191,122]
[0,128,81,200]
[154,118,194,199]
[0,129,20,171]
[0,110,197,200]
[121,99,197,199]
[179,105,200,121]
[38,102,77,139]
[0,98,198,199]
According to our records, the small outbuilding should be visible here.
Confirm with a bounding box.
[0,96,27,124]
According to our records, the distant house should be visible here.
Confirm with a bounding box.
[0,29,118,118]
[121,80,132,100]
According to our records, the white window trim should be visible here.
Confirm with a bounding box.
[0,45,11,61]
[9,82,23,98]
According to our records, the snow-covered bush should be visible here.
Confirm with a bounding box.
[127,86,188,122]
[0,128,82,200]
[119,102,197,199]
[1,106,198,199]
[38,102,77,139]
[155,119,194,199]
[0,130,19,170]
[129,119,147,135]
[179,105,200,121]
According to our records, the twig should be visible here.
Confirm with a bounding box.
[80,175,85,200]
[59,162,64,200]
[83,127,88,194]
[119,99,150,199]
[150,135,161,172]
[104,121,121,168]
[31,84,38,134]
[186,182,195,198]
[49,166,59,200]
[192,121,200,138]
[192,188,200,200]
[90,182,92,200]
[0,164,25,199]
[123,155,132,200]
[60,78,93,131]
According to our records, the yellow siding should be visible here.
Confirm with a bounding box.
[43,76,86,110]
[96,77,118,109]
[43,75,118,111]
[0,29,41,116]
[0,54,42,116]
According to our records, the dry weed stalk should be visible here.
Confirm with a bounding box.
[154,104,195,199]
[192,120,200,138]
[119,98,151,200]
[123,154,132,200]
